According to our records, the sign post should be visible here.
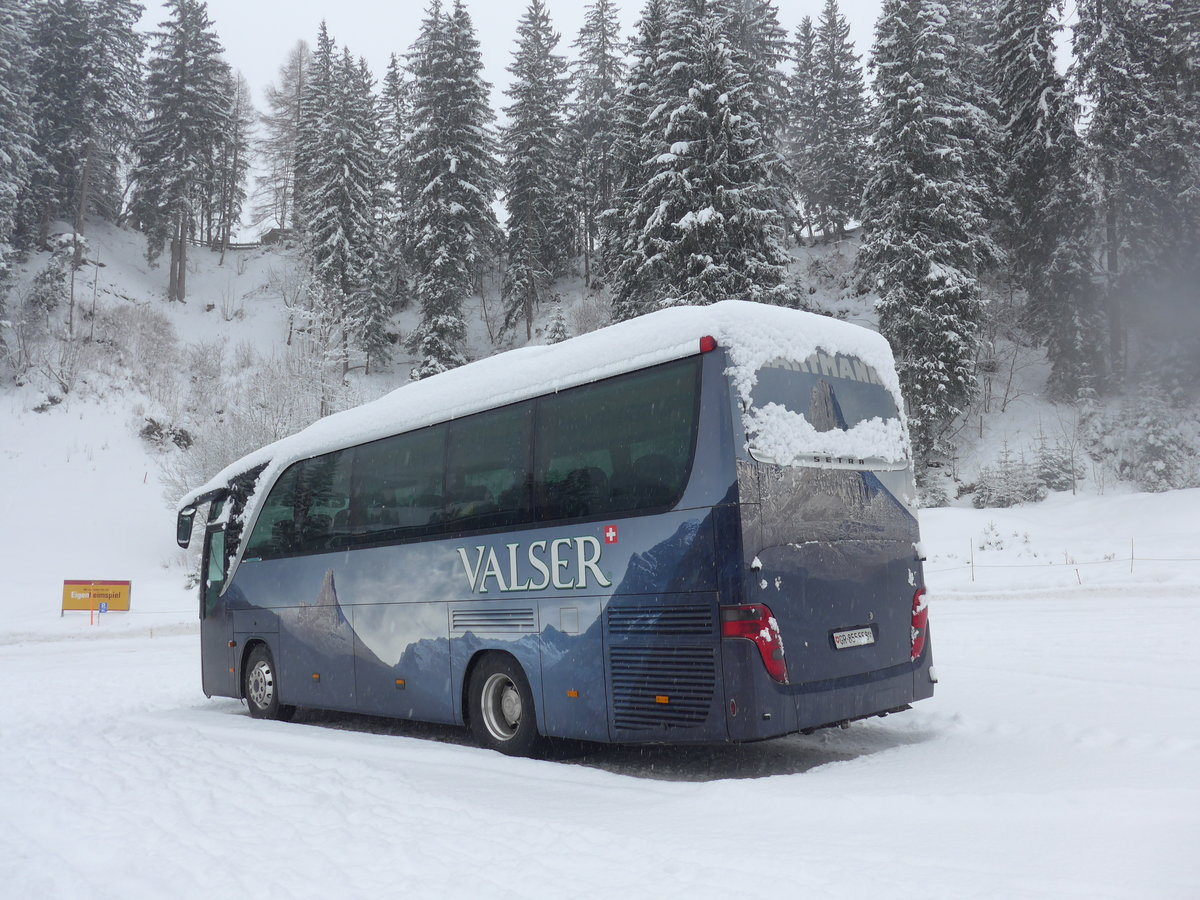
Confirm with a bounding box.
[62,581,132,623]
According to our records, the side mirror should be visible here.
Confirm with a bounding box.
[177,507,196,548]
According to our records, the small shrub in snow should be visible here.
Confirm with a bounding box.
[977,523,1036,555]
[1084,392,1198,493]
[26,258,68,319]
[568,292,612,336]
[977,521,1004,550]
[32,394,62,413]
[140,417,193,450]
[544,300,569,345]
[916,467,951,508]
[772,275,820,311]
[973,442,1047,508]
[1033,430,1081,493]
[232,340,256,371]
[1121,397,1196,493]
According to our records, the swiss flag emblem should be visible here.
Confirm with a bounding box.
[603,525,619,544]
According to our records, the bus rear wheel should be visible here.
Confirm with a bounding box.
[244,644,295,722]
[468,655,541,757]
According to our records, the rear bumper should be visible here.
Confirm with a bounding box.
[724,636,935,741]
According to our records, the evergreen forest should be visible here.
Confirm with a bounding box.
[2,0,1198,504]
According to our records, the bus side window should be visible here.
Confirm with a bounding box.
[242,448,353,559]
[445,402,533,531]
[204,528,226,615]
[353,422,447,539]
[244,466,302,559]
[535,357,699,521]
[206,529,226,585]
[295,450,352,551]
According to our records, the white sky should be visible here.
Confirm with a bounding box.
[138,0,884,114]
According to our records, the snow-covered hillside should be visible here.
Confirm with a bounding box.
[2,223,1198,897]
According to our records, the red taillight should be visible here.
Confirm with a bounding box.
[699,335,718,353]
[911,588,929,661]
[721,604,788,683]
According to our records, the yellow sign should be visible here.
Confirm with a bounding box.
[62,580,131,612]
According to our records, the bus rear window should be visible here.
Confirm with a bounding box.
[745,353,908,468]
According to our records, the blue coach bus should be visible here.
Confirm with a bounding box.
[176,300,935,756]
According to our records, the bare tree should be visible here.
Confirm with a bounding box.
[253,41,310,233]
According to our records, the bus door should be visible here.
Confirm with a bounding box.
[200,520,236,698]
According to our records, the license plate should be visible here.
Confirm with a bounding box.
[832,627,875,649]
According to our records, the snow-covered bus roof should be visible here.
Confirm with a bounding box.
[178,300,903,510]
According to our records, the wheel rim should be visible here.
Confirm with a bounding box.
[480,672,522,741]
[247,659,275,710]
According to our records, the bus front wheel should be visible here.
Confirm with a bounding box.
[244,644,295,722]
[468,655,541,757]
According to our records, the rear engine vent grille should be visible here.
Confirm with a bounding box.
[451,608,536,633]
[610,646,716,731]
[607,604,713,636]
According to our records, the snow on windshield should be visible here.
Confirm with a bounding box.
[744,354,909,467]
[745,402,908,466]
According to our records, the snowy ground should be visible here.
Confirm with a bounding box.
[2,393,1199,898]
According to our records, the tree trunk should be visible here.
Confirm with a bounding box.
[67,229,77,338]
[582,208,592,288]
[37,206,50,250]
[168,221,181,302]
[525,278,534,341]
[1105,198,1123,380]
[178,222,188,302]
[74,143,93,236]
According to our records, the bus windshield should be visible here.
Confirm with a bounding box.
[744,353,908,469]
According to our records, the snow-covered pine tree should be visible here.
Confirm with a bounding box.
[1166,2,1200,317]
[21,0,142,243]
[374,53,415,315]
[296,40,384,375]
[1033,427,1079,493]
[605,0,669,318]
[973,441,1046,508]
[406,0,499,379]
[992,0,1102,399]
[946,0,1008,231]
[809,0,869,240]
[346,55,393,373]
[545,298,570,344]
[857,0,994,460]
[0,0,34,253]
[715,0,792,231]
[1166,1,1200,157]
[293,23,335,238]
[717,0,789,134]
[0,0,33,356]
[784,17,819,240]
[1139,1,1200,372]
[502,0,571,341]
[611,1,788,316]
[253,41,309,232]
[22,0,90,246]
[1122,393,1194,493]
[566,0,625,287]
[1164,0,1200,214]
[131,0,230,303]
[212,71,254,264]
[1073,0,1198,379]
[73,0,142,231]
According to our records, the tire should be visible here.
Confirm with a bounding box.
[467,654,542,757]
[244,644,295,722]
